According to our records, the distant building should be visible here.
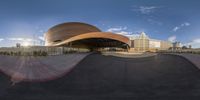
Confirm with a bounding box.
[160,41,173,50]
[172,42,182,50]
[0,22,174,53]
[149,39,161,49]
[134,32,149,52]
[129,32,173,52]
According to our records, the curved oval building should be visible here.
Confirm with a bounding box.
[45,22,130,50]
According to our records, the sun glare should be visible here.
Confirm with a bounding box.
[22,42,30,47]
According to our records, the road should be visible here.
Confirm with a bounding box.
[1,53,200,100]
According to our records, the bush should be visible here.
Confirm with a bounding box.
[0,50,48,56]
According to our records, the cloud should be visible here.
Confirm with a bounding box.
[126,34,140,37]
[8,38,24,41]
[132,6,159,14]
[39,30,45,33]
[168,35,176,42]
[184,38,200,48]
[181,22,190,26]
[107,26,131,35]
[193,39,200,43]
[107,27,147,40]
[107,27,127,32]
[7,38,34,42]
[139,6,157,14]
[116,31,131,35]
[173,22,191,32]
[38,36,45,41]
[147,18,163,25]
[0,38,4,42]
[173,27,180,32]
[126,34,141,40]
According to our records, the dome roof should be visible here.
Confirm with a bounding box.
[45,22,130,48]
[47,22,101,34]
[45,22,102,45]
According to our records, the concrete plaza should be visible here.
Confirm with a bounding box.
[0,53,90,83]
[0,53,200,100]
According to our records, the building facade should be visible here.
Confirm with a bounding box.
[45,22,130,51]
[160,41,173,50]
[149,40,161,48]
[172,42,182,50]
[129,32,172,52]
[134,32,149,52]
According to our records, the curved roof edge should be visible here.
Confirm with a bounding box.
[52,32,130,47]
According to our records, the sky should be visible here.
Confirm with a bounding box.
[0,0,200,48]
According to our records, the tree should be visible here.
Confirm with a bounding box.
[182,46,188,49]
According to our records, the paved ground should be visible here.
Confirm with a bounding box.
[169,53,200,70]
[1,53,200,100]
[0,53,90,83]
[102,52,157,58]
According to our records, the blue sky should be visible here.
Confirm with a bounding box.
[0,0,200,48]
